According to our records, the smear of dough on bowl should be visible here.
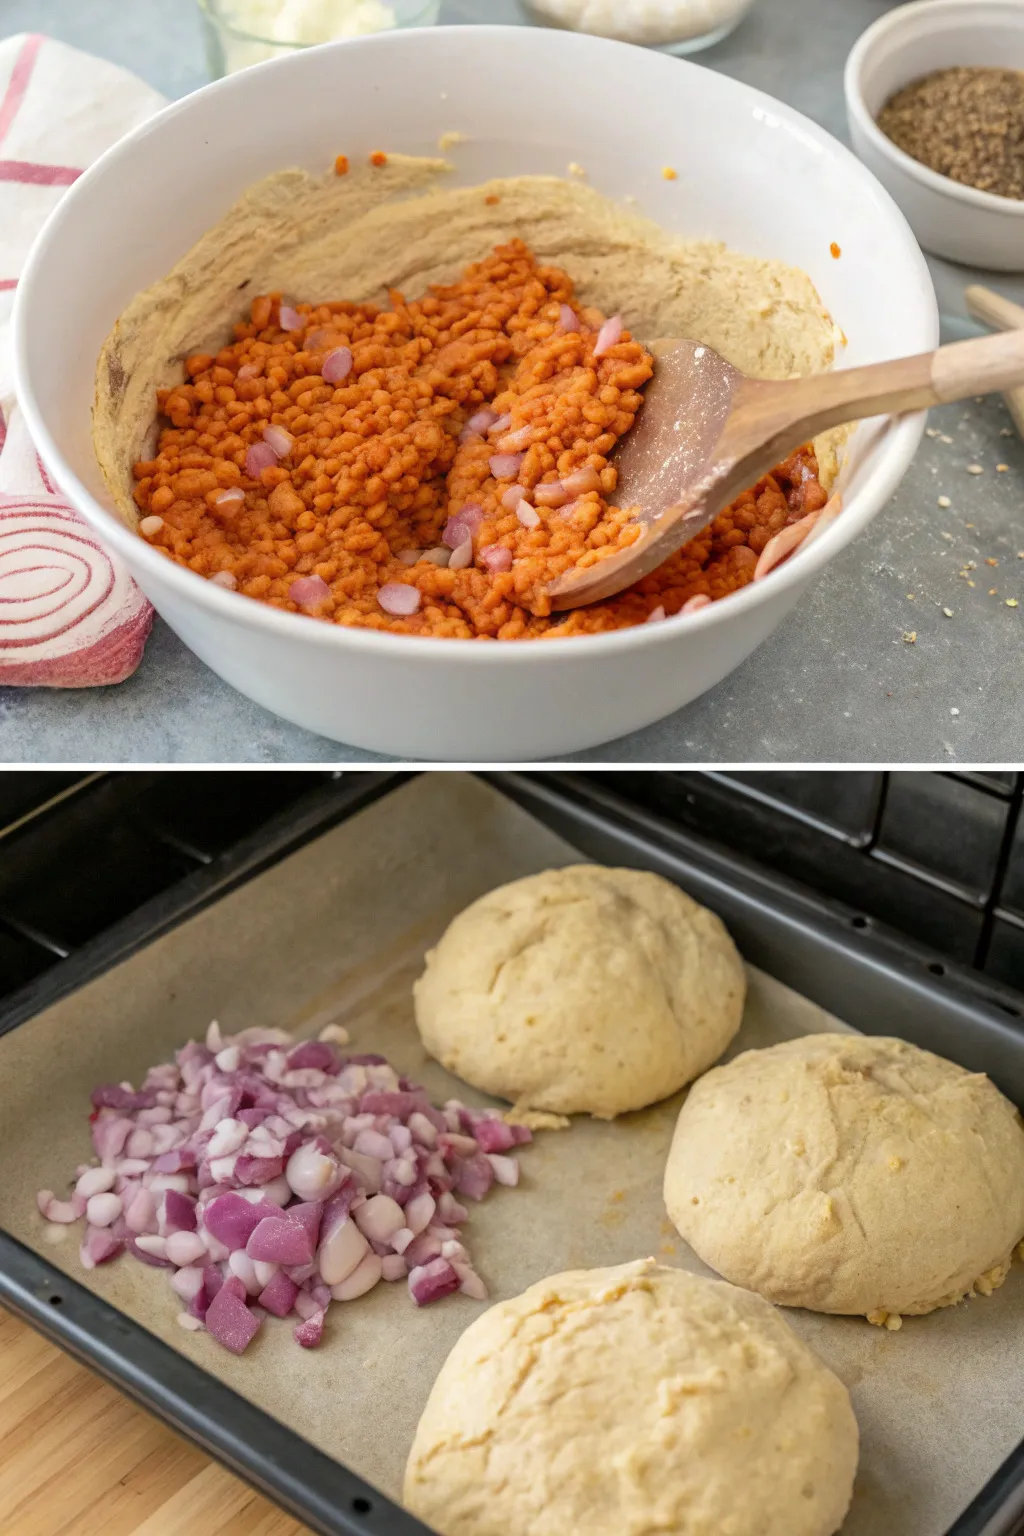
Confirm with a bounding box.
[94,154,846,640]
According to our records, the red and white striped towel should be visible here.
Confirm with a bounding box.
[0,33,165,687]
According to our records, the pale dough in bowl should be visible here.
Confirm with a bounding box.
[404,1257,859,1536]
[413,865,745,1122]
[664,1033,1024,1325]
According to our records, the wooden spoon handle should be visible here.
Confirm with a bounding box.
[748,328,1024,444]
[963,283,1024,444]
[931,328,1024,403]
[964,283,1024,332]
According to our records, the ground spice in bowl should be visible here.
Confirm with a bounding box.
[876,66,1024,201]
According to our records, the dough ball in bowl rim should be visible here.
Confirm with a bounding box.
[403,1257,859,1536]
[664,1032,1024,1323]
[412,864,746,1121]
[12,24,939,760]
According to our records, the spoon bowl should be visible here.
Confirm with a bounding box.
[549,326,1024,610]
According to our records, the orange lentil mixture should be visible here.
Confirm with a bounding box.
[133,237,828,640]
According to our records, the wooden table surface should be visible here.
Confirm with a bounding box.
[0,1309,311,1536]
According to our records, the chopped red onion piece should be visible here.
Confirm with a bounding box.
[534,481,568,509]
[293,1290,322,1322]
[246,1216,312,1267]
[245,441,278,479]
[289,575,331,609]
[235,1154,285,1186]
[163,1190,198,1233]
[378,583,422,617]
[561,465,603,497]
[489,453,525,480]
[37,1190,86,1224]
[516,503,540,529]
[331,1250,382,1301]
[594,315,624,357]
[139,515,164,537]
[262,424,295,458]
[404,1190,436,1236]
[448,537,473,571]
[285,1200,323,1250]
[125,1188,158,1234]
[436,1192,469,1225]
[322,346,353,384]
[472,1118,517,1154]
[354,1194,405,1244]
[480,545,513,574]
[381,1254,408,1282]
[258,1269,299,1318]
[285,1140,345,1202]
[166,1231,207,1267]
[404,1233,443,1269]
[279,305,304,333]
[354,1128,395,1162]
[680,593,713,613]
[453,1261,488,1301]
[486,1154,519,1187]
[645,605,666,624]
[488,413,513,436]
[454,1153,494,1202]
[205,1285,262,1354]
[294,1309,325,1348]
[319,1214,369,1286]
[338,1147,383,1192]
[463,408,499,438]
[79,1226,123,1270]
[228,1250,262,1295]
[559,303,580,333]
[204,1192,277,1251]
[501,484,528,512]
[408,1257,460,1307]
[171,1265,205,1302]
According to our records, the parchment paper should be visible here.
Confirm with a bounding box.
[1,775,1021,1535]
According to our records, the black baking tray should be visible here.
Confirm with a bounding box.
[1,769,1022,1536]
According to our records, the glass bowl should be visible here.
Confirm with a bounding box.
[197,0,441,77]
[520,0,754,56]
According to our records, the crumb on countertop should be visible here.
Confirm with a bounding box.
[438,130,466,151]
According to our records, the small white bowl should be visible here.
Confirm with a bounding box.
[14,24,937,761]
[845,0,1024,272]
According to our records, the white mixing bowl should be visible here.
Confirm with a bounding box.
[14,24,938,761]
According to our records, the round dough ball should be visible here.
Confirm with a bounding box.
[413,865,745,1120]
[404,1258,858,1536]
[665,1033,1024,1322]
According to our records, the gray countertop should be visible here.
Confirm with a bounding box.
[2,0,1023,764]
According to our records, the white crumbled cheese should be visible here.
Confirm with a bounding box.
[216,0,397,71]
[526,0,753,47]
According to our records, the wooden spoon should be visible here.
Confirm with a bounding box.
[547,328,1024,611]
[964,283,1024,443]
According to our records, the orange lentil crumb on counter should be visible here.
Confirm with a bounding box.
[334,154,350,176]
[132,238,828,640]
[830,241,842,258]
[662,167,678,180]
[369,151,389,167]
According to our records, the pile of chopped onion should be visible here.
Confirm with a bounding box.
[36,1022,531,1355]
